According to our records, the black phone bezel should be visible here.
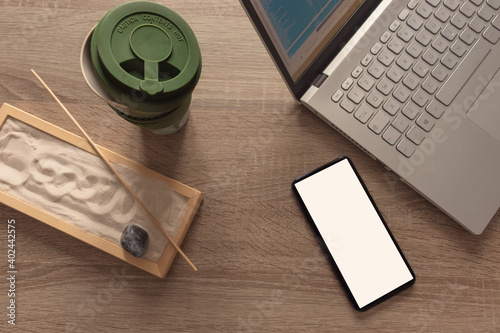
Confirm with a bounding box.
[291,156,415,311]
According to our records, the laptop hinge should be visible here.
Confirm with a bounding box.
[312,73,328,88]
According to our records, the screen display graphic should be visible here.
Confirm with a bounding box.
[250,0,363,81]
[261,0,343,58]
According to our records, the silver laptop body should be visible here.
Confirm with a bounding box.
[241,0,500,234]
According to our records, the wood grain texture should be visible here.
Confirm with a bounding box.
[0,0,499,332]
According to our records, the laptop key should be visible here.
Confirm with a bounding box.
[426,100,446,118]
[377,77,395,96]
[392,115,411,133]
[383,98,400,115]
[413,61,430,77]
[431,64,449,81]
[403,72,420,90]
[342,77,354,90]
[426,17,443,34]
[399,8,411,20]
[397,53,414,70]
[470,0,485,6]
[332,90,344,103]
[393,86,411,103]
[423,48,440,65]
[412,89,430,107]
[378,50,396,66]
[397,26,415,42]
[354,104,374,124]
[451,12,467,29]
[407,126,426,145]
[407,41,424,58]
[432,36,449,52]
[402,102,421,119]
[340,99,356,113]
[416,29,433,46]
[369,111,392,134]
[444,0,460,11]
[390,20,401,32]
[487,0,500,9]
[408,0,419,9]
[441,52,458,69]
[368,61,385,79]
[460,28,477,45]
[460,2,477,17]
[387,65,405,82]
[397,139,416,157]
[441,24,458,41]
[408,14,424,30]
[380,31,392,43]
[417,112,436,131]
[478,5,495,21]
[387,38,406,54]
[417,3,434,18]
[348,87,366,104]
[358,74,375,91]
[361,54,373,66]
[366,91,385,108]
[469,17,487,33]
[352,66,363,78]
[383,126,402,145]
[422,77,440,94]
[435,6,452,22]
[491,16,500,30]
[483,26,500,43]
[371,42,383,55]
[450,40,468,57]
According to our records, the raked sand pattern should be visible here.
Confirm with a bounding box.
[0,117,189,262]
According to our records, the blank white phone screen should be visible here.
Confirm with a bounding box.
[294,159,413,309]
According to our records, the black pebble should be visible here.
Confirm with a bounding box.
[120,224,149,258]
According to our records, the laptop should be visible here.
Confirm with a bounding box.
[240,0,500,235]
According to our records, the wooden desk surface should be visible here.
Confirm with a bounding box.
[0,1,498,332]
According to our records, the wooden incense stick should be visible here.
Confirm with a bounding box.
[31,69,197,272]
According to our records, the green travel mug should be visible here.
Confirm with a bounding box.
[81,1,202,134]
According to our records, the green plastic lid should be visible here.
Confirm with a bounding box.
[90,1,201,113]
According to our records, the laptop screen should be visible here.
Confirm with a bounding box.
[248,0,365,82]
[241,0,380,100]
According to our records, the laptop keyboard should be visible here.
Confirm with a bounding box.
[331,0,500,158]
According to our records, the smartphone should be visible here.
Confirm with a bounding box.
[292,156,415,311]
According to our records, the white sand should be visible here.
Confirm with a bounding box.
[0,117,189,262]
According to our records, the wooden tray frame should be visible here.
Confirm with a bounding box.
[0,103,203,278]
